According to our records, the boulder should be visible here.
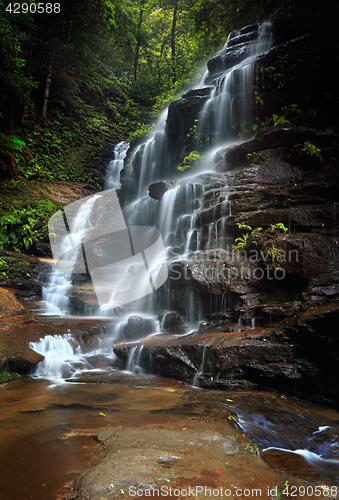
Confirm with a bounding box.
[0,288,26,318]
[148,180,175,200]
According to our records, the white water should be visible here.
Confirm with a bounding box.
[105,141,129,189]
[262,446,339,480]
[199,22,272,145]
[129,109,168,198]
[42,194,100,315]
[192,346,206,387]
[37,22,274,381]
[125,345,153,374]
[30,332,118,382]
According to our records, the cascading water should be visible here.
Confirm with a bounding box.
[192,346,206,387]
[198,22,272,145]
[105,141,129,190]
[42,193,100,316]
[37,22,274,381]
[29,332,119,382]
[224,402,339,484]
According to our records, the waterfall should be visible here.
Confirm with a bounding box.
[37,22,275,374]
[42,193,100,315]
[30,334,86,381]
[198,22,272,145]
[105,141,129,190]
[128,109,168,198]
[126,345,153,374]
[192,346,207,387]
[158,182,204,256]
[29,333,118,382]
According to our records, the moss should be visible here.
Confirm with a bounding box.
[177,151,203,172]
[0,254,33,279]
[0,368,21,384]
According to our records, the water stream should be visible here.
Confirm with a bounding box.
[1,378,338,500]
[40,21,274,330]
[22,22,339,494]
[220,395,339,485]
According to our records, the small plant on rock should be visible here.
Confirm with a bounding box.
[268,223,288,234]
[290,140,323,165]
[233,223,263,251]
[177,151,203,172]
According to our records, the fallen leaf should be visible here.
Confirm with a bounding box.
[215,469,223,474]
[182,427,187,430]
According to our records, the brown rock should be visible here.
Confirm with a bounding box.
[0,288,26,318]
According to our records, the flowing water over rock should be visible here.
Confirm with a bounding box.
[40,21,275,331]
[105,141,129,190]
[20,21,339,497]
[29,332,119,382]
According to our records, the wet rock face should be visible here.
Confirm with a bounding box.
[113,320,339,403]
[207,24,260,76]
[0,288,26,318]
[166,94,210,156]
[148,180,176,200]
[0,250,49,302]
[214,125,339,310]
[161,312,187,333]
[283,302,339,402]
[121,316,159,342]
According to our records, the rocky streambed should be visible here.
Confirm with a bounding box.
[1,370,339,500]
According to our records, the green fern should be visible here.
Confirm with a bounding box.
[0,133,26,176]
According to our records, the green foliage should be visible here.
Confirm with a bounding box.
[234,232,250,250]
[128,123,154,142]
[177,150,203,172]
[245,443,260,454]
[277,481,290,500]
[233,223,288,252]
[272,114,291,126]
[0,133,27,176]
[237,223,252,231]
[290,140,323,165]
[186,119,200,141]
[266,247,283,269]
[233,225,263,250]
[268,223,288,234]
[0,6,38,116]
[260,65,285,88]
[0,256,27,273]
[251,226,263,234]
[231,119,252,139]
[0,199,61,252]
[0,368,21,384]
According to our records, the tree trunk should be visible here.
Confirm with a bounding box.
[42,48,55,119]
[171,2,178,84]
[134,0,145,82]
